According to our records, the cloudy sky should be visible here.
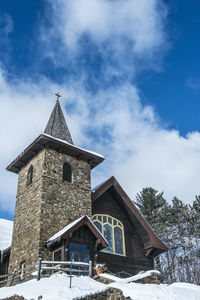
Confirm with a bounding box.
[1,0,200,220]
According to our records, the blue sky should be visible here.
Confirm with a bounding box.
[1,0,200,220]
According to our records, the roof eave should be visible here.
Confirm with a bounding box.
[6,134,104,174]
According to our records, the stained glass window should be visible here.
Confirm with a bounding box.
[92,214,125,256]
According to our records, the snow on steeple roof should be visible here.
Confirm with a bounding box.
[44,98,73,144]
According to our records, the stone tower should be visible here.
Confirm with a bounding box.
[7,97,104,273]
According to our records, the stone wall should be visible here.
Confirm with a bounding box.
[8,147,92,274]
[1,296,26,300]
[80,288,131,300]
[134,272,161,284]
[8,150,44,274]
[39,148,92,260]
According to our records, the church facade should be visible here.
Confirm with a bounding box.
[1,97,168,278]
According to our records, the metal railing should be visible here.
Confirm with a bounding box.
[38,259,93,288]
[0,263,37,286]
[0,258,93,288]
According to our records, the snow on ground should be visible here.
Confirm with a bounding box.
[0,218,13,251]
[1,272,200,300]
[0,274,107,300]
[110,281,200,300]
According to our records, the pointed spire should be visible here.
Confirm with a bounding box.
[44,95,73,144]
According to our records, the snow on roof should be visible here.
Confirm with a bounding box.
[43,133,104,159]
[48,216,83,242]
[91,178,108,192]
[47,215,108,245]
[0,218,13,251]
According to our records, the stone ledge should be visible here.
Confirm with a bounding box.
[80,288,131,300]
[1,296,26,300]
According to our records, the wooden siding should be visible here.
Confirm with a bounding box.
[92,189,154,276]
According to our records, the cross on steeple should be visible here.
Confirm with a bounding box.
[55,92,61,101]
[44,93,73,144]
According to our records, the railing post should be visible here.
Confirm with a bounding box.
[69,256,74,288]
[89,260,92,278]
[10,269,17,286]
[37,257,42,281]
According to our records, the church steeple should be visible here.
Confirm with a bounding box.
[44,94,73,144]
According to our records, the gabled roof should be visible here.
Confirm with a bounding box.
[46,215,109,250]
[6,134,104,173]
[92,177,168,255]
[44,100,73,144]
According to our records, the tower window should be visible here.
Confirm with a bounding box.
[63,162,72,182]
[92,214,126,256]
[27,165,33,186]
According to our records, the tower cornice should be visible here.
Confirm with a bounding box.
[6,133,104,173]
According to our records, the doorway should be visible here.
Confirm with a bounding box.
[69,242,90,275]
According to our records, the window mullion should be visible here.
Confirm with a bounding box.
[112,223,115,254]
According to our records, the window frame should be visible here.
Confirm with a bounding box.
[53,247,63,262]
[92,214,126,256]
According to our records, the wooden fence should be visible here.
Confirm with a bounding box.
[0,258,93,288]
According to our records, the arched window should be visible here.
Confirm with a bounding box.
[63,162,72,182]
[27,165,33,186]
[92,214,126,256]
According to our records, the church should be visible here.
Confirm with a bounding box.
[0,95,168,279]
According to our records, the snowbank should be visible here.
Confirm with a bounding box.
[0,274,107,300]
[0,218,13,251]
[1,272,200,300]
[110,281,200,300]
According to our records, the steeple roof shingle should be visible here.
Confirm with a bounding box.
[44,100,73,144]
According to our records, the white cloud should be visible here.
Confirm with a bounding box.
[41,0,168,74]
[56,0,165,51]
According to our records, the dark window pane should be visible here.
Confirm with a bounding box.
[113,219,117,226]
[108,217,112,224]
[114,227,124,255]
[54,249,62,261]
[103,224,113,253]
[63,162,72,182]
[103,216,107,223]
[118,221,122,227]
[69,243,90,253]
[93,221,102,233]
[98,215,102,222]
[27,165,33,186]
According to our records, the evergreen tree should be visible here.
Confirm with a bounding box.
[135,187,167,228]
[135,188,200,284]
